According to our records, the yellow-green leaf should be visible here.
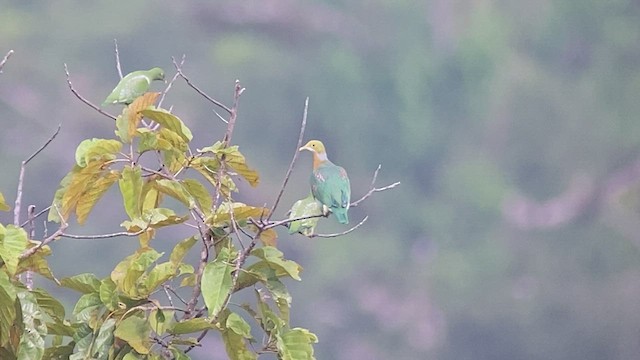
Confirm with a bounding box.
[116,93,159,143]
[168,318,216,335]
[153,179,193,208]
[287,194,323,236]
[150,309,174,335]
[100,278,119,311]
[201,247,235,317]
[200,142,259,187]
[0,192,10,212]
[76,170,120,224]
[251,246,302,281]
[119,165,143,219]
[210,202,269,227]
[0,270,17,347]
[59,162,106,221]
[74,138,122,168]
[111,248,162,299]
[60,273,101,294]
[170,236,198,266]
[114,315,151,355]
[226,312,252,339]
[0,225,29,276]
[183,178,212,215]
[276,328,318,360]
[141,107,193,142]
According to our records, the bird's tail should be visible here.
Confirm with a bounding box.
[333,208,349,224]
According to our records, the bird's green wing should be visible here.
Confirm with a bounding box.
[102,72,152,105]
[311,163,351,224]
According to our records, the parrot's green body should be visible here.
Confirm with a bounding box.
[102,67,165,106]
[300,140,351,224]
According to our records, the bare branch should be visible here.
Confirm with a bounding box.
[20,206,50,228]
[113,39,123,79]
[309,215,369,238]
[158,54,185,108]
[267,97,309,221]
[20,206,68,259]
[0,49,14,74]
[59,229,145,239]
[64,63,117,121]
[350,165,401,208]
[25,205,36,290]
[222,80,245,146]
[14,124,61,226]
[172,57,232,114]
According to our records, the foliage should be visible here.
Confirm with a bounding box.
[0,67,342,359]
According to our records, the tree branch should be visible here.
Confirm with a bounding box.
[350,165,401,208]
[172,57,232,115]
[113,39,123,79]
[64,63,117,120]
[0,49,14,74]
[267,97,308,221]
[14,124,61,226]
[158,54,185,109]
[309,215,369,238]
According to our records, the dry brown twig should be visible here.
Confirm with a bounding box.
[113,39,123,79]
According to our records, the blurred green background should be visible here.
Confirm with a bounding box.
[2,1,640,359]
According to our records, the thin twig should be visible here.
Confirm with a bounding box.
[20,206,68,259]
[114,39,123,79]
[158,54,185,108]
[172,57,232,115]
[25,205,36,290]
[14,124,61,226]
[350,165,401,208]
[59,229,145,239]
[267,97,308,221]
[223,80,245,145]
[64,63,117,120]
[20,206,50,227]
[309,216,369,238]
[0,49,14,74]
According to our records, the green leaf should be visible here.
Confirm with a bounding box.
[183,178,212,215]
[201,247,235,317]
[153,179,193,208]
[0,225,29,276]
[17,290,46,360]
[93,318,116,360]
[31,288,65,322]
[220,309,256,360]
[76,170,120,224]
[137,128,173,154]
[170,236,197,266]
[119,165,143,219]
[168,318,215,335]
[251,246,302,281]
[99,278,119,311]
[43,344,74,359]
[287,194,323,235]
[149,309,174,335]
[72,292,103,323]
[199,142,259,187]
[276,328,318,360]
[111,248,163,299]
[0,270,17,347]
[226,312,252,339]
[0,192,10,211]
[74,138,122,168]
[114,315,151,355]
[60,273,101,294]
[17,248,56,281]
[140,262,176,296]
[209,202,269,227]
[141,107,193,142]
[169,347,191,360]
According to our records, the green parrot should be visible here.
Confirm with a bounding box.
[299,140,351,224]
[102,67,165,106]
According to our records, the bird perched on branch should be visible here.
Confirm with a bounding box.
[102,67,165,106]
[299,140,351,224]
